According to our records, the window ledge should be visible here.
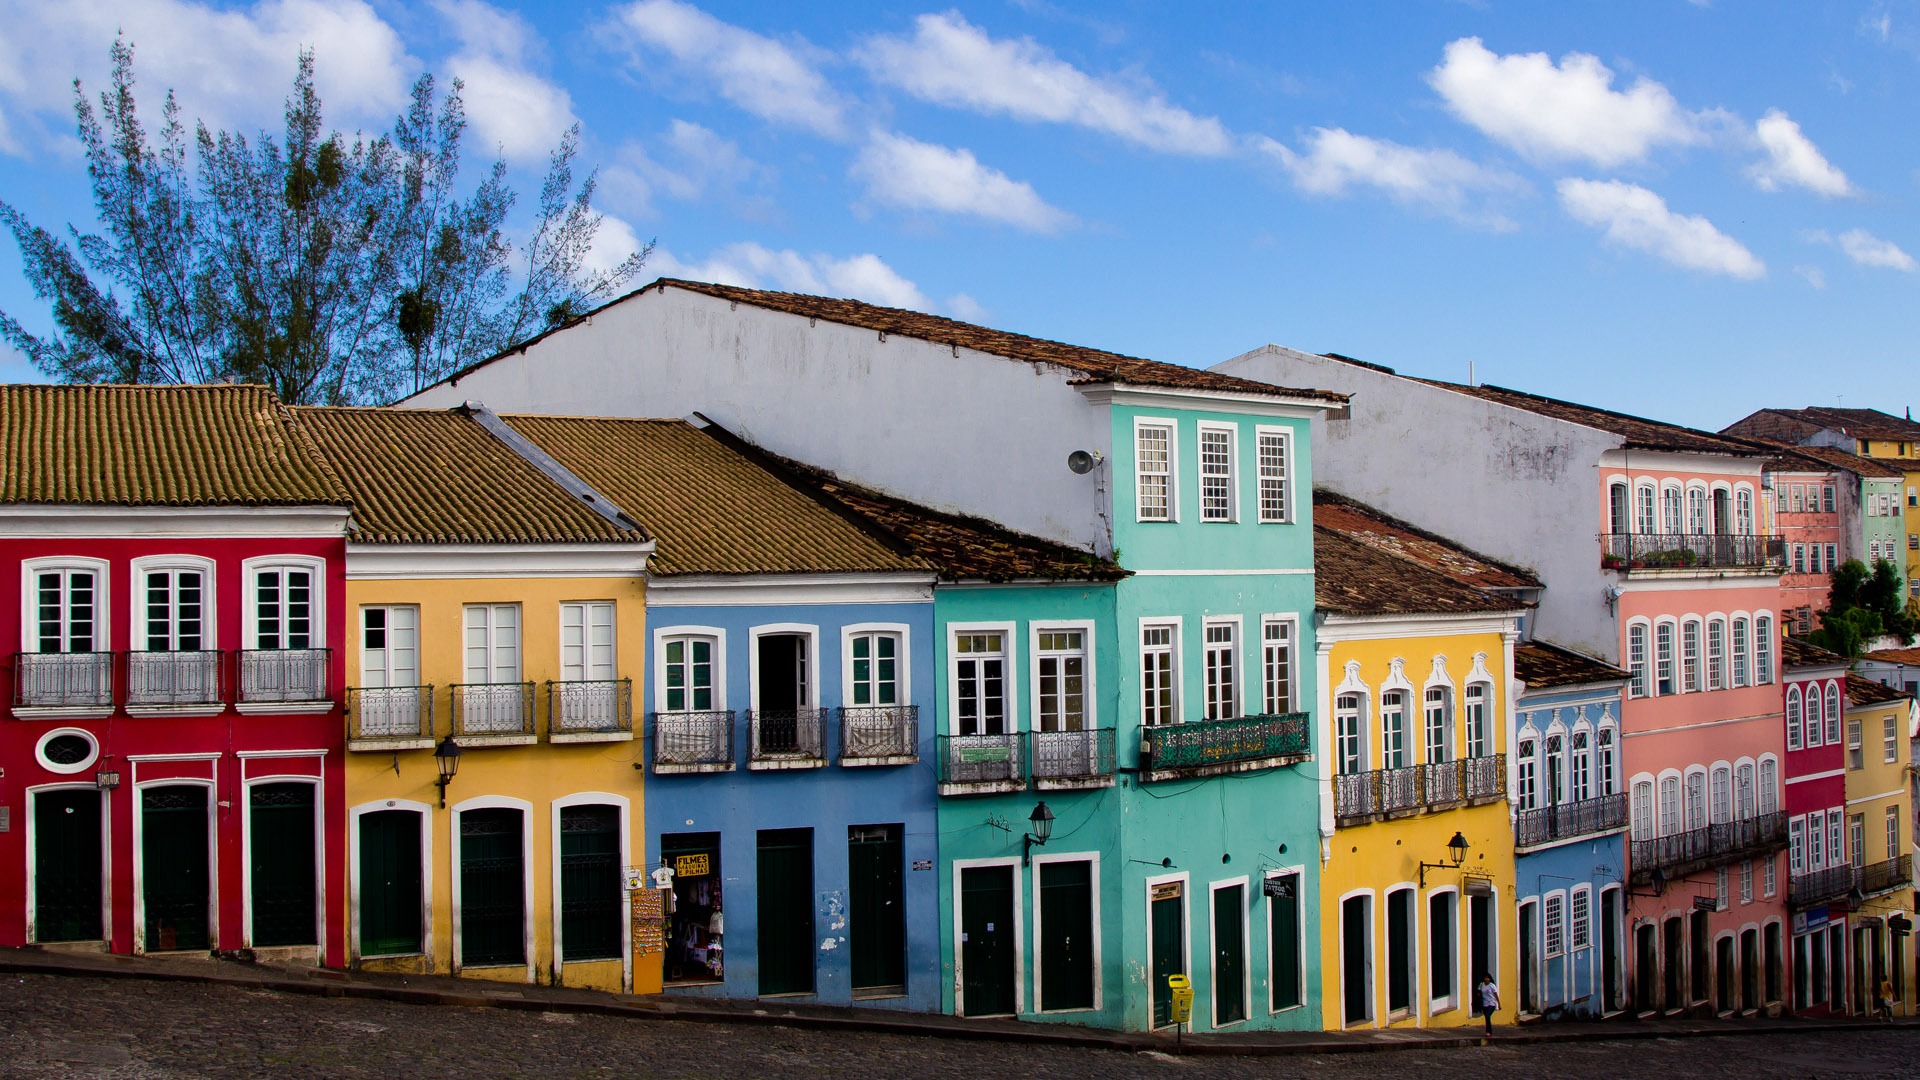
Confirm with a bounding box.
[236,701,334,716]
[748,757,827,771]
[938,780,1027,797]
[653,762,734,775]
[1035,774,1116,791]
[840,755,918,768]
[12,706,114,722]
[549,731,634,745]
[126,703,226,718]
[348,738,436,753]
[455,734,538,748]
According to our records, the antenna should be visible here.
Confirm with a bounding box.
[1067,449,1103,475]
[1469,360,1476,386]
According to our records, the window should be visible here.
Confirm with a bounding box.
[1716,867,1729,907]
[250,563,317,649]
[1203,621,1237,720]
[1544,893,1565,958]
[1034,629,1085,732]
[1706,620,1725,691]
[1759,759,1778,815]
[1764,859,1776,898]
[1791,485,1805,513]
[1847,718,1864,770]
[1681,620,1701,692]
[1888,808,1902,864]
[1655,622,1675,695]
[1627,624,1649,697]
[1545,733,1566,805]
[662,634,717,712]
[1515,736,1538,810]
[1736,762,1756,818]
[1570,889,1591,950]
[1636,484,1657,533]
[1785,687,1803,751]
[1140,623,1177,727]
[1632,779,1654,837]
[1740,861,1753,904]
[1793,545,1807,575]
[1851,815,1866,869]
[1598,726,1617,796]
[1424,686,1453,764]
[1609,481,1630,534]
[1823,683,1841,745]
[1828,810,1844,870]
[138,564,207,650]
[1790,818,1806,875]
[1256,428,1291,523]
[1464,683,1491,758]
[1754,617,1773,684]
[1685,771,1707,830]
[464,604,521,684]
[1261,619,1294,714]
[849,630,902,708]
[29,564,102,653]
[1658,775,1680,834]
[955,632,1008,735]
[1335,693,1364,774]
[1823,485,1836,513]
[1662,485,1682,534]
[1808,812,1824,868]
[1910,533,1918,551]
[361,605,420,688]
[1687,488,1707,534]
[1711,766,1731,824]
[1824,543,1838,570]
[1736,488,1754,534]
[1886,715,1900,764]
[560,602,615,683]
[1731,617,1750,686]
[1198,424,1236,522]
[1135,421,1174,521]
[1381,690,1409,770]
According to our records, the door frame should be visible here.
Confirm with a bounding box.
[348,799,433,963]
[1338,887,1375,1028]
[24,781,111,945]
[238,766,325,960]
[1264,865,1307,1015]
[747,623,821,713]
[1030,850,1102,1014]
[1208,875,1251,1029]
[129,760,219,955]
[1425,884,1461,1016]
[951,856,1024,1017]
[450,794,535,981]
[1145,869,1191,1028]
[550,791,632,992]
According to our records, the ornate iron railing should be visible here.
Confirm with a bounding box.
[547,679,632,735]
[1463,754,1506,800]
[1336,755,1507,822]
[651,710,734,770]
[346,685,434,742]
[838,705,918,762]
[1515,793,1630,847]
[1861,855,1912,897]
[1032,728,1116,782]
[1599,533,1785,571]
[938,732,1025,788]
[451,682,535,737]
[1630,812,1787,881]
[238,648,331,703]
[1140,712,1309,776]
[1789,865,1857,908]
[126,650,223,707]
[749,707,827,763]
[12,652,114,710]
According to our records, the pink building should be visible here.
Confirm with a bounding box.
[1780,639,1854,1013]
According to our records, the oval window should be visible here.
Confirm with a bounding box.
[36,728,99,774]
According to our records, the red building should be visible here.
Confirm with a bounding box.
[0,386,350,965]
[1780,638,1851,1012]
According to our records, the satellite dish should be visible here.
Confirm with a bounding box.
[1067,449,1102,474]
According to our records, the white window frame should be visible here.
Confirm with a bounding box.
[1255,425,1294,524]
[1334,690,1367,775]
[1754,615,1774,684]
[747,622,821,714]
[949,622,1015,737]
[1786,686,1804,752]
[1140,618,1180,727]
[653,626,726,713]
[1197,421,1239,524]
[1208,875,1253,1028]
[844,622,911,710]
[21,556,111,654]
[1464,681,1493,758]
[241,555,326,651]
[1626,620,1649,698]
[1134,417,1177,522]
[1260,616,1297,715]
[1655,620,1676,696]
[1029,621,1094,733]
[463,603,523,685]
[1821,681,1839,746]
[1569,886,1592,951]
[1543,891,1566,959]
[1731,616,1750,687]
[129,554,217,653]
[1031,851,1103,1014]
[559,601,617,683]
[1886,714,1900,764]
[359,604,421,689]
[1202,616,1240,721]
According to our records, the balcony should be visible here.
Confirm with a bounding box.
[1515,793,1630,849]
[1630,812,1787,883]
[1139,712,1310,782]
[1335,755,1508,824]
[237,648,332,714]
[1861,855,1912,899]
[345,686,435,750]
[652,710,735,774]
[838,706,918,766]
[125,651,223,715]
[1032,728,1116,790]
[451,682,536,744]
[1790,865,1857,909]
[749,708,828,769]
[1599,533,1785,573]
[12,652,114,719]
[938,732,1026,795]
[547,679,633,743]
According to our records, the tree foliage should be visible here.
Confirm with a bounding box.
[1809,558,1916,656]
[0,38,650,404]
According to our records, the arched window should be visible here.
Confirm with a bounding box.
[1823,681,1841,744]
[1805,683,1824,747]
[1609,482,1630,535]
[1598,725,1618,796]
[1633,779,1655,838]
[1627,624,1649,698]
[1755,616,1774,683]
[1424,686,1453,764]
[1518,734,1538,811]
[1681,620,1701,692]
[1335,692,1365,775]
[1545,733,1566,806]
[1662,485,1683,534]
[1381,690,1409,770]
[1464,683,1491,758]
[1786,686,1804,751]
[1706,619,1726,690]
[1637,484,1657,534]
[1735,762,1756,819]
[1687,487,1708,534]
[1759,759,1779,816]
[1655,622,1676,695]
[1571,729,1592,801]
[1731,617,1750,686]
[1685,771,1707,830]
[1735,487,1755,534]
[1710,766,1731,824]
[1658,775,1681,834]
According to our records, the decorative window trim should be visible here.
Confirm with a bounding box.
[651,625,728,713]
[1138,617,1181,728]
[19,556,111,654]
[1259,615,1298,715]
[35,727,100,775]
[745,622,821,713]
[1133,416,1178,523]
[950,621,1018,736]
[240,554,327,649]
[128,554,218,651]
[1196,421,1239,524]
[1028,620,1095,732]
[844,622,913,712]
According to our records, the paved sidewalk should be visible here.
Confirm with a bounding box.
[0,946,1903,1058]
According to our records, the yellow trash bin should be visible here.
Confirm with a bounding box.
[1166,974,1194,1025]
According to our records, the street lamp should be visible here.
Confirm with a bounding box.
[1023,801,1055,865]
[1419,831,1471,886]
[433,735,462,809]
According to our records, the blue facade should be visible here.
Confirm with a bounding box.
[642,592,942,1012]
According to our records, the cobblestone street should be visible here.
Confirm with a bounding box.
[4,975,1920,1079]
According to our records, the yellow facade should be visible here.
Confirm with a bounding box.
[341,571,657,994]
[1316,623,1519,1030]
[1843,693,1916,1014]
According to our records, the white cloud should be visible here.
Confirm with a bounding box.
[605,120,767,214]
[582,213,647,278]
[607,0,846,138]
[1748,110,1851,196]
[1429,37,1704,167]
[650,243,933,311]
[1557,178,1764,279]
[0,0,414,157]
[1795,265,1828,289]
[1809,227,1917,271]
[433,0,575,162]
[1252,128,1528,229]
[945,292,987,322]
[856,12,1232,156]
[851,131,1073,232]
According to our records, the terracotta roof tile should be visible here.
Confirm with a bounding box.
[292,407,639,545]
[1513,641,1629,689]
[0,384,345,507]
[1314,526,1526,618]
[1313,490,1541,591]
[1846,673,1911,707]
[1419,381,1761,456]
[1752,440,1907,479]
[1865,647,1920,667]
[1785,407,1920,442]
[1783,637,1848,671]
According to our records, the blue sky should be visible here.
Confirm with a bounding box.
[1,1,1917,428]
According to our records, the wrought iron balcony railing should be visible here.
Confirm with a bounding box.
[652,710,735,772]
[1861,854,1912,898]
[1139,712,1309,779]
[1032,728,1116,787]
[12,652,114,712]
[1630,812,1787,882]
[1335,755,1508,823]
[547,679,632,736]
[126,650,223,709]
[1599,533,1785,572]
[1515,793,1630,848]
[238,648,331,705]
[1789,864,1857,908]
[938,732,1026,792]
[451,682,535,738]
[346,685,434,745]
[838,705,918,764]
[749,707,827,765]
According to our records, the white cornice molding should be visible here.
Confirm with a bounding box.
[1318,610,1524,642]
[0,505,351,537]
[346,542,654,580]
[1074,383,1342,420]
[647,572,935,607]
[1598,448,1766,473]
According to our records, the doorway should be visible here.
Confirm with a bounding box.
[558,805,622,962]
[1740,928,1759,1013]
[1635,922,1658,1012]
[661,832,722,983]
[141,785,210,952]
[1387,888,1415,1017]
[1213,882,1246,1026]
[34,788,102,943]
[960,864,1016,1016]
[1469,892,1494,1006]
[1341,894,1372,1026]
[848,824,906,997]
[1715,935,1735,1013]
[756,828,815,995]
[755,633,810,753]
[458,807,526,967]
[1429,891,1457,1011]
[1038,859,1094,1012]
[1601,890,1623,1013]
[1150,881,1186,1027]
[1690,910,1710,1005]
[248,782,317,948]
[1662,916,1684,1011]
[1518,899,1538,1014]
[357,809,422,956]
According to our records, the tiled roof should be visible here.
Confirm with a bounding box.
[292,407,641,545]
[1783,637,1848,671]
[1313,490,1540,591]
[698,423,1128,584]
[1514,641,1629,689]
[0,384,346,507]
[1865,647,1920,667]
[1754,440,1907,479]
[1314,526,1526,618]
[504,416,932,577]
[1420,381,1761,456]
[1846,673,1911,707]
[1720,409,1824,445]
[1785,407,1920,442]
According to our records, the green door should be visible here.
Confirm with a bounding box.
[559,805,621,962]
[1150,887,1185,1026]
[847,825,905,993]
[1038,860,1094,1012]
[1213,883,1246,1025]
[358,809,422,956]
[757,828,815,995]
[961,865,1016,1016]
[248,783,316,947]
[34,788,101,942]
[459,808,525,967]
[142,785,210,952]
[1268,874,1302,1011]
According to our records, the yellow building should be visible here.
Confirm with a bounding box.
[1842,674,1917,1014]
[1311,497,1528,1031]
[294,405,657,993]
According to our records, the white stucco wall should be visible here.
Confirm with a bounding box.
[405,286,1114,549]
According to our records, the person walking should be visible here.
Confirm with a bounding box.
[1878,976,1896,1022]
[1478,973,1500,1036]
